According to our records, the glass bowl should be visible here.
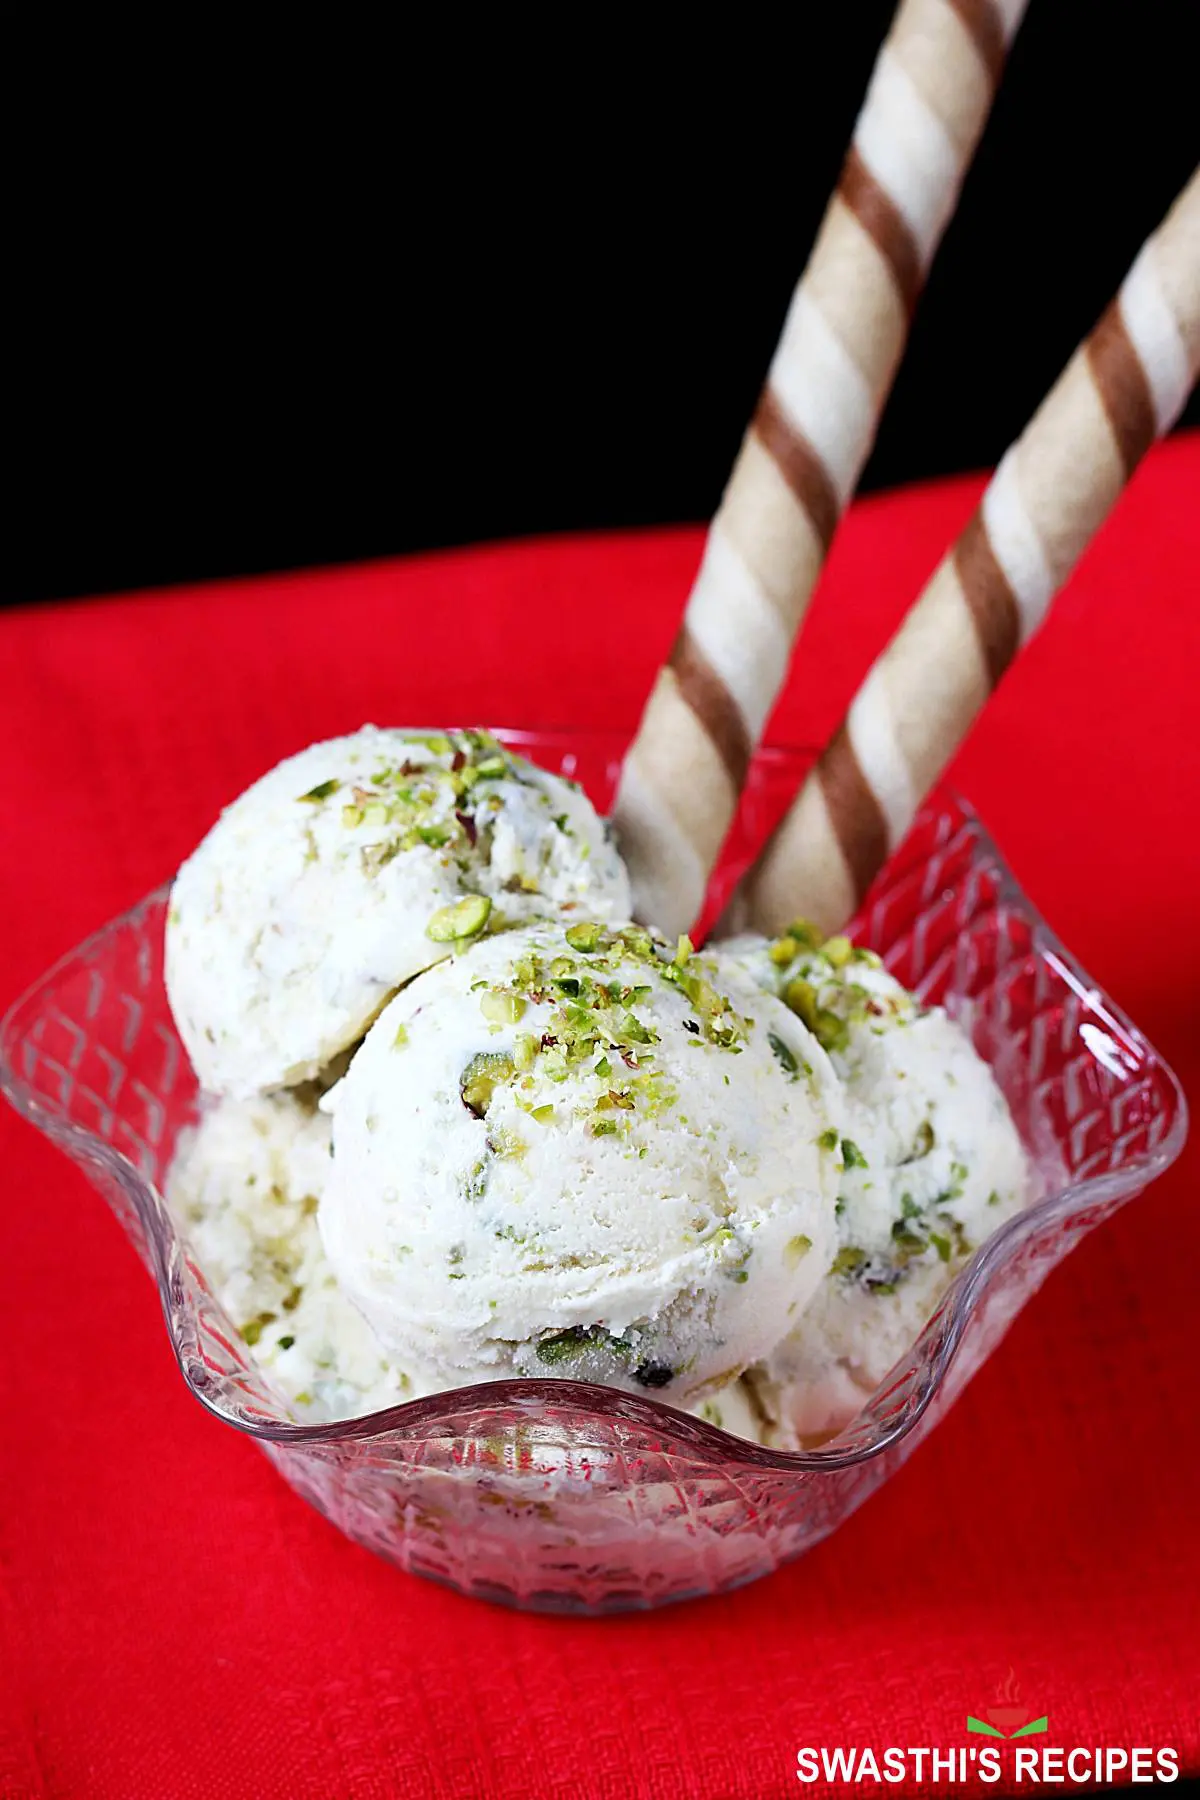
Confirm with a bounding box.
[0,732,1186,1614]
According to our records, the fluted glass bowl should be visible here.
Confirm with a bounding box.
[0,732,1186,1613]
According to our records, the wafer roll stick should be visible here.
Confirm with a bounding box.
[612,0,1029,934]
[727,169,1200,938]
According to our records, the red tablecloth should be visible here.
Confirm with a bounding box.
[2,436,1198,1799]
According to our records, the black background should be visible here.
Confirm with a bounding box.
[7,5,1197,608]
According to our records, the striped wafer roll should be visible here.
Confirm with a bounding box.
[728,168,1200,938]
[613,0,1028,934]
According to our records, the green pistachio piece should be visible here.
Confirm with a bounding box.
[427,893,492,941]
[617,926,654,959]
[675,933,694,965]
[341,803,364,827]
[768,1031,800,1078]
[460,1051,516,1117]
[784,1234,813,1270]
[768,935,799,967]
[817,1128,840,1151]
[480,990,527,1026]
[831,1246,867,1278]
[565,922,606,953]
[785,918,825,950]
[840,1137,869,1170]
[393,1023,409,1048]
[298,778,340,803]
[783,977,819,1031]
[823,935,854,968]
[851,946,883,967]
[814,1010,850,1055]
[685,975,723,1017]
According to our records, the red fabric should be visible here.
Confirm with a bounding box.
[2,436,1198,1799]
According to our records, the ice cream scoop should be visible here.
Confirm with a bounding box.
[319,920,845,1401]
[726,926,1030,1442]
[165,1090,426,1420]
[166,727,631,1096]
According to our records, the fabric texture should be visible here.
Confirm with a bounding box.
[1,436,1198,1798]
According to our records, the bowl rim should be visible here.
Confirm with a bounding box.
[0,760,1189,1474]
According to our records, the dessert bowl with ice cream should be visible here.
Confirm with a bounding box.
[1,730,1184,1611]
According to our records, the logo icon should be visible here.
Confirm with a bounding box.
[967,1669,1048,1740]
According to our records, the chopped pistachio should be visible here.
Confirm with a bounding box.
[986,1189,1001,1207]
[513,1033,539,1072]
[784,1234,813,1270]
[617,925,654,959]
[239,1311,277,1347]
[769,934,798,967]
[530,1103,555,1124]
[535,1325,630,1366]
[816,1128,840,1152]
[427,893,492,941]
[929,1231,953,1264]
[460,1051,516,1117]
[768,1031,800,1078]
[393,1022,409,1048]
[480,989,526,1026]
[814,1010,850,1055]
[785,918,825,950]
[565,921,606,953]
[783,976,818,1031]
[831,1246,867,1278]
[891,1219,926,1256]
[620,1011,653,1045]
[902,1119,935,1162]
[277,1334,295,1351]
[298,778,340,803]
[675,933,694,965]
[840,1137,869,1170]
[823,934,853,969]
[682,974,721,1017]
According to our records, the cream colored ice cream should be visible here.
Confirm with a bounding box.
[319,921,844,1401]
[165,1090,427,1420]
[727,926,1030,1442]
[687,1376,800,1450]
[166,727,631,1096]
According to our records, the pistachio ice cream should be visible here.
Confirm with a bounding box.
[165,1090,427,1421]
[318,920,844,1401]
[166,727,631,1095]
[728,926,1030,1441]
